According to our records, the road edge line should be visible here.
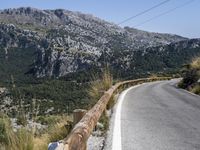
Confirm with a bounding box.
[111,84,142,150]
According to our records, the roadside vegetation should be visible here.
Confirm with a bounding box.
[0,116,34,150]
[0,112,72,150]
[88,67,113,133]
[179,57,200,95]
[88,67,113,106]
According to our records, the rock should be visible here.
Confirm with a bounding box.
[0,7,199,78]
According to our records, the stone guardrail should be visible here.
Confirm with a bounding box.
[49,77,171,150]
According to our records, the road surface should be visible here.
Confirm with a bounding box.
[113,79,200,150]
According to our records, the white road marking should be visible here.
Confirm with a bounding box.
[112,84,142,150]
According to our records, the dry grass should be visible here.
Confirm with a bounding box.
[0,114,72,150]
[0,116,34,150]
[149,74,158,79]
[191,57,200,78]
[33,115,72,150]
[101,68,113,90]
[88,67,113,106]
[14,129,34,150]
[191,57,200,70]
[191,84,200,94]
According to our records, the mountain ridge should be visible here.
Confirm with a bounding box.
[0,7,199,80]
[0,7,187,37]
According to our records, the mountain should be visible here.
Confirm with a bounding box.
[0,7,199,81]
[0,7,200,115]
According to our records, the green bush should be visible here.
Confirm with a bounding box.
[179,57,200,95]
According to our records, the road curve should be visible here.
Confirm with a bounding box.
[117,79,200,150]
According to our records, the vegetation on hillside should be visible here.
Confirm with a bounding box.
[0,68,114,149]
[179,57,200,95]
[10,80,90,115]
[0,41,200,116]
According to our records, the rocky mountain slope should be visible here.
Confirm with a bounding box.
[0,7,199,80]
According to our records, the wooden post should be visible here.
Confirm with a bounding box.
[73,109,87,126]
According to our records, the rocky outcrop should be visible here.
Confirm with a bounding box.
[0,7,199,78]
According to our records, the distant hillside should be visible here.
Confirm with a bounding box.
[0,7,199,81]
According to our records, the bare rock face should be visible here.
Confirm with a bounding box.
[0,7,199,78]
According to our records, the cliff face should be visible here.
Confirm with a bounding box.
[0,7,199,79]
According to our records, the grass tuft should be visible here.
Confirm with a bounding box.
[0,115,34,150]
[88,67,113,106]
[191,57,200,70]
[0,114,72,150]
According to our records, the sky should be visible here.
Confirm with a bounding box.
[0,0,199,38]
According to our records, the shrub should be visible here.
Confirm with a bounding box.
[191,84,200,94]
[191,57,200,70]
[179,57,200,95]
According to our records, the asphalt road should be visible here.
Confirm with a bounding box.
[120,79,200,150]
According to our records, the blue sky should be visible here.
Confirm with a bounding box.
[0,0,199,38]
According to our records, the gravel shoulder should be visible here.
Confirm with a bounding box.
[87,94,120,150]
